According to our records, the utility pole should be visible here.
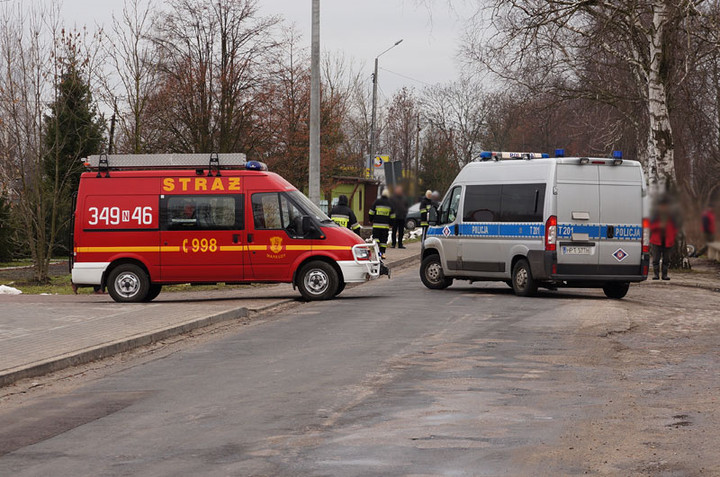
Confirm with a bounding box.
[414,113,421,199]
[368,39,403,180]
[309,0,321,205]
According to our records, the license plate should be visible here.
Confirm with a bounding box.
[562,246,592,255]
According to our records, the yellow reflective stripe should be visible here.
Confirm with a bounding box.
[219,246,245,252]
[75,246,179,253]
[372,225,390,229]
[218,245,268,252]
[315,246,352,251]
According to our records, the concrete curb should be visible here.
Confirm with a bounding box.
[0,307,249,388]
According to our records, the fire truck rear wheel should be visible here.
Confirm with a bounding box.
[297,261,339,301]
[107,263,150,303]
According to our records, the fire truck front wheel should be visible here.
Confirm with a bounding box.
[107,263,150,303]
[297,260,339,301]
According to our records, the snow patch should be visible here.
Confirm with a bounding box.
[0,285,22,295]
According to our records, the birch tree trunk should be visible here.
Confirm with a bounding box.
[646,1,675,195]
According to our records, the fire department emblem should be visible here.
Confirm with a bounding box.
[270,236,283,254]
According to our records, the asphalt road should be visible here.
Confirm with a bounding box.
[1,267,719,476]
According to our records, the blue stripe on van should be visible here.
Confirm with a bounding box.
[427,222,642,241]
[557,223,641,241]
[427,223,545,238]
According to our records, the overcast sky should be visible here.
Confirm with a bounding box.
[57,0,475,101]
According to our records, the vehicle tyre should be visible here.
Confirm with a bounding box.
[511,259,538,297]
[405,218,417,231]
[143,284,163,302]
[420,254,453,290]
[603,282,630,299]
[505,280,513,288]
[334,281,346,296]
[107,263,150,303]
[297,261,339,301]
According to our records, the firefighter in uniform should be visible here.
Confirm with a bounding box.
[330,195,361,235]
[420,189,433,243]
[369,189,396,259]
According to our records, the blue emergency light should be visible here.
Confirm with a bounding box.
[555,148,565,158]
[246,161,268,171]
[480,151,492,160]
[541,153,550,158]
[612,150,623,159]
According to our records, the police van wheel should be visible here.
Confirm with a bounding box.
[420,255,452,290]
[143,284,163,302]
[107,264,150,303]
[297,261,339,301]
[603,282,629,299]
[512,259,538,297]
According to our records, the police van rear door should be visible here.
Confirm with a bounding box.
[597,165,643,271]
[556,164,600,270]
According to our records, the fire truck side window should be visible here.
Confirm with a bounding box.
[164,195,241,230]
[252,193,305,231]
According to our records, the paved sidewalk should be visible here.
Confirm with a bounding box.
[0,242,421,387]
[638,258,720,292]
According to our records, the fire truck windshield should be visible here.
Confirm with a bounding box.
[287,190,333,223]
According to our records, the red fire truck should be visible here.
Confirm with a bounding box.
[71,154,381,302]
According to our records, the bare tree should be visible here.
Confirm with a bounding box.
[464,0,720,194]
[422,78,491,167]
[384,87,419,173]
[151,0,279,153]
[105,0,160,153]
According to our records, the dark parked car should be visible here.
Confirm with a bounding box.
[405,202,421,230]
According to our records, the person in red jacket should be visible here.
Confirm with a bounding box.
[696,206,716,257]
[650,197,678,280]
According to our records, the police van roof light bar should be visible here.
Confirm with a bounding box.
[555,148,565,158]
[479,151,549,161]
[612,150,623,165]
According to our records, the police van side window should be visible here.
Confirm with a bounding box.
[164,195,241,230]
[463,185,501,222]
[499,184,546,222]
[463,184,545,222]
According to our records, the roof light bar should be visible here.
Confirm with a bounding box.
[555,148,565,158]
[479,151,548,161]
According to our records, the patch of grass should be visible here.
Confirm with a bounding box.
[11,274,93,295]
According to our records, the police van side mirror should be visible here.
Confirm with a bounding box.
[429,207,440,226]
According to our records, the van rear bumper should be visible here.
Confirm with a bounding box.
[529,250,649,283]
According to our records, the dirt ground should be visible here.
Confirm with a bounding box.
[522,283,720,476]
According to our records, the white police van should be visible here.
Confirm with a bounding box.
[420,150,650,298]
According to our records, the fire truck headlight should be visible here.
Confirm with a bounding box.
[354,247,371,261]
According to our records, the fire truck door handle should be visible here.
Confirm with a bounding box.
[247,234,254,243]
[232,234,240,244]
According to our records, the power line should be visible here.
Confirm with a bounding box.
[379,67,432,86]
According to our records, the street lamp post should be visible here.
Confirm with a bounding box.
[368,39,403,179]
